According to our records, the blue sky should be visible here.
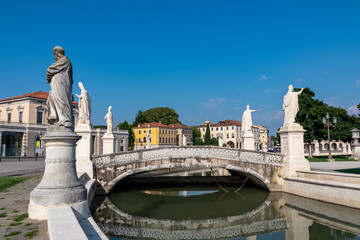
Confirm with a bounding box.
[0,1,360,135]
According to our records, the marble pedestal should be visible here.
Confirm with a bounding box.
[103,133,116,154]
[28,127,88,220]
[263,142,268,152]
[278,124,310,178]
[243,131,255,150]
[75,124,94,178]
[350,142,360,161]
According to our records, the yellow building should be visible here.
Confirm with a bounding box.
[132,122,178,150]
[254,125,269,151]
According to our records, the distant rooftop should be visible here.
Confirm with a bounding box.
[0,91,78,104]
[197,120,242,128]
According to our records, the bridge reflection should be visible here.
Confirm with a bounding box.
[92,189,287,239]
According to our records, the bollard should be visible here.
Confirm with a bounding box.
[18,157,21,162]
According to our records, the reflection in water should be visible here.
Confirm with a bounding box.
[91,187,360,240]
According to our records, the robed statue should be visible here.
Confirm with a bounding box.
[76,82,91,125]
[283,85,303,126]
[146,131,151,147]
[104,106,113,134]
[242,105,257,133]
[46,46,74,128]
[182,134,187,146]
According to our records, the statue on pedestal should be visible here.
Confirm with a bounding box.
[283,85,304,126]
[145,130,151,148]
[218,135,223,147]
[105,106,113,135]
[46,46,74,128]
[242,105,257,134]
[75,82,91,125]
[182,134,187,146]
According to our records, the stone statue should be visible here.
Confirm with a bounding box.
[242,105,257,133]
[314,140,319,148]
[46,46,74,128]
[218,135,223,147]
[146,131,151,147]
[104,106,113,135]
[75,82,91,125]
[283,85,304,126]
[182,134,187,146]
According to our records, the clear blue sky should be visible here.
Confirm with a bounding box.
[1,0,359,135]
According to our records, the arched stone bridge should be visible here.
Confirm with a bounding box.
[93,146,285,193]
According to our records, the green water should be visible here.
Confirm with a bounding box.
[92,187,360,240]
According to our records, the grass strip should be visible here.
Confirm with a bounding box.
[0,176,34,192]
[4,231,21,237]
[306,155,352,162]
[336,168,360,175]
[24,229,38,238]
[12,213,28,222]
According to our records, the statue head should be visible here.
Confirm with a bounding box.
[246,105,250,109]
[78,82,84,90]
[53,46,65,61]
[288,84,293,92]
[108,105,112,112]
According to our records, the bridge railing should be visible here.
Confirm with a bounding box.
[94,146,284,167]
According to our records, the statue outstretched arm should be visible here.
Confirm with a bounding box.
[298,88,304,95]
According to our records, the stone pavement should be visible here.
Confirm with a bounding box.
[0,160,45,177]
[310,161,360,171]
[0,174,48,240]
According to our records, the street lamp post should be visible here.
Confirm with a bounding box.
[350,128,360,160]
[322,112,337,162]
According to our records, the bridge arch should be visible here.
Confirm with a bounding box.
[94,146,284,193]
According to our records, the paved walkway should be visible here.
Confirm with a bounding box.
[0,160,45,177]
[310,161,360,171]
[0,174,49,239]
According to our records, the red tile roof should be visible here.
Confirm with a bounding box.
[0,91,78,104]
[197,120,242,128]
[169,123,191,129]
[0,91,49,102]
[132,122,175,129]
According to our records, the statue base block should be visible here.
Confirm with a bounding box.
[103,133,116,154]
[28,127,88,220]
[75,124,94,178]
[243,131,255,150]
[278,124,310,177]
[350,142,360,161]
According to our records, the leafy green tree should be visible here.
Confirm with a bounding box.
[117,121,135,150]
[295,87,359,156]
[191,126,204,145]
[133,107,181,126]
[204,124,211,145]
[211,138,219,146]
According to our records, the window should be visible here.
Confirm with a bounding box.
[232,133,235,138]
[226,127,228,130]
[159,138,162,143]
[7,112,11,122]
[19,112,23,123]
[216,127,218,131]
[36,111,43,124]
[232,126,234,130]
[227,134,229,138]
[149,130,151,134]
[211,128,213,131]
[144,130,146,133]
[138,138,141,143]
[143,137,146,143]
[221,127,223,130]
[139,130,141,134]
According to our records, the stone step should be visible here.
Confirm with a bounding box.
[297,170,360,186]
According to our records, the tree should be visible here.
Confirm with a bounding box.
[211,138,219,146]
[204,124,211,145]
[191,126,204,145]
[295,87,359,156]
[117,121,135,150]
[133,107,182,126]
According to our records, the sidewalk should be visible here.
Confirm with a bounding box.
[310,161,360,171]
[0,160,45,177]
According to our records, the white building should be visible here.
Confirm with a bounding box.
[197,120,242,148]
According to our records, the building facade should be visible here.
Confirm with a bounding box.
[132,122,178,150]
[197,120,243,149]
[92,128,129,155]
[169,123,193,146]
[254,125,269,151]
[0,91,78,157]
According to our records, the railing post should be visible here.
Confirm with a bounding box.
[18,156,20,162]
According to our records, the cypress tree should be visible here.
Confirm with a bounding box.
[204,123,211,145]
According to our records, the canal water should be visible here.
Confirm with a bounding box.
[92,187,360,240]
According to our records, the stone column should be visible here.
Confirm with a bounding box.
[286,208,313,240]
[75,124,94,178]
[243,131,255,150]
[278,124,310,178]
[103,133,116,154]
[350,141,360,161]
[0,131,2,156]
[28,127,87,220]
